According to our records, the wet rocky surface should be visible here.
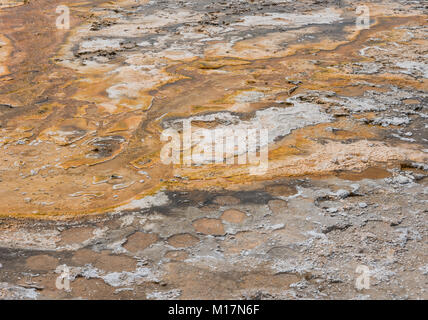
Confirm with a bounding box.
[0,174,427,299]
[0,0,427,299]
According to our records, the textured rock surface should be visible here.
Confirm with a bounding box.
[0,0,427,299]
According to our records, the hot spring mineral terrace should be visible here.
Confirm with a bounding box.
[0,0,427,300]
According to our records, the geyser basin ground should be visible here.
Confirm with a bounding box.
[0,0,426,300]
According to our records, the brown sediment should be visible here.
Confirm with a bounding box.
[59,226,95,245]
[0,1,426,217]
[26,254,59,271]
[221,209,247,224]
[167,233,200,248]
[0,1,427,301]
[123,232,159,253]
[71,249,137,272]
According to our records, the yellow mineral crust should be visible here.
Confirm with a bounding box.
[0,1,426,217]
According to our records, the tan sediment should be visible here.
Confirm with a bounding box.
[0,0,426,217]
